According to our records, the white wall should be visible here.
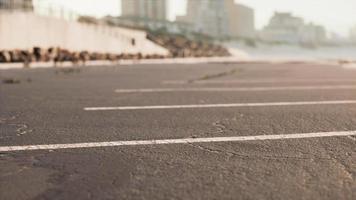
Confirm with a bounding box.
[0,11,169,55]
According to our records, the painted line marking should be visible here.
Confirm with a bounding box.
[1,131,355,152]
[163,79,356,85]
[115,85,356,93]
[84,100,356,111]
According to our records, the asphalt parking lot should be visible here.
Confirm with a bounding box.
[0,62,356,200]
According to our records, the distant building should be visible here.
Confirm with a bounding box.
[228,3,255,39]
[350,26,356,44]
[111,0,192,34]
[260,12,326,46]
[176,0,255,39]
[177,0,230,38]
[105,15,194,35]
[121,0,167,21]
[118,0,168,31]
[299,23,327,46]
[0,0,33,11]
[326,32,350,46]
[260,12,304,44]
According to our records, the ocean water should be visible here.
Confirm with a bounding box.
[227,43,356,61]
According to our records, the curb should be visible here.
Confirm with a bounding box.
[0,57,339,70]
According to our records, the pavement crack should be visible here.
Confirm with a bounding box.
[187,143,332,161]
[321,144,355,181]
[329,155,354,181]
[1,166,29,177]
[188,143,230,155]
[188,68,240,83]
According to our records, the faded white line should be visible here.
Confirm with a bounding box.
[84,100,356,111]
[163,79,356,85]
[115,85,356,93]
[0,131,355,152]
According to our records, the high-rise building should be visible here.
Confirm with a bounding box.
[121,0,167,21]
[227,3,255,39]
[177,0,230,38]
[0,0,33,11]
[176,0,255,39]
[260,12,326,45]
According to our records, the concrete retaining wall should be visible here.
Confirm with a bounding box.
[0,11,169,55]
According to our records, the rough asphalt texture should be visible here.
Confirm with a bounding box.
[0,62,356,200]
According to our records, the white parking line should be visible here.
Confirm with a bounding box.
[163,79,356,85]
[115,85,356,93]
[0,131,355,152]
[84,100,356,111]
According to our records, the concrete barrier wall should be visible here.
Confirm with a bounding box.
[0,11,169,55]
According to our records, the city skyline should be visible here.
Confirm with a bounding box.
[33,0,356,36]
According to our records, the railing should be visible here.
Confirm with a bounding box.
[0,0,80,21]
[0,0,33,11]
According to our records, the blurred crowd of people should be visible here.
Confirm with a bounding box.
[0,35,230,65]
[148,34,231,58]
[0,47,165,65]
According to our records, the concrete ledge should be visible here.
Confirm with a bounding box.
[0,57,247,70]
[0,56,340,70]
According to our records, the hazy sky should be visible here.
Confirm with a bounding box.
[35,0,356,36]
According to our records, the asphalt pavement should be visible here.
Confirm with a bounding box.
[0,62,356,200]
